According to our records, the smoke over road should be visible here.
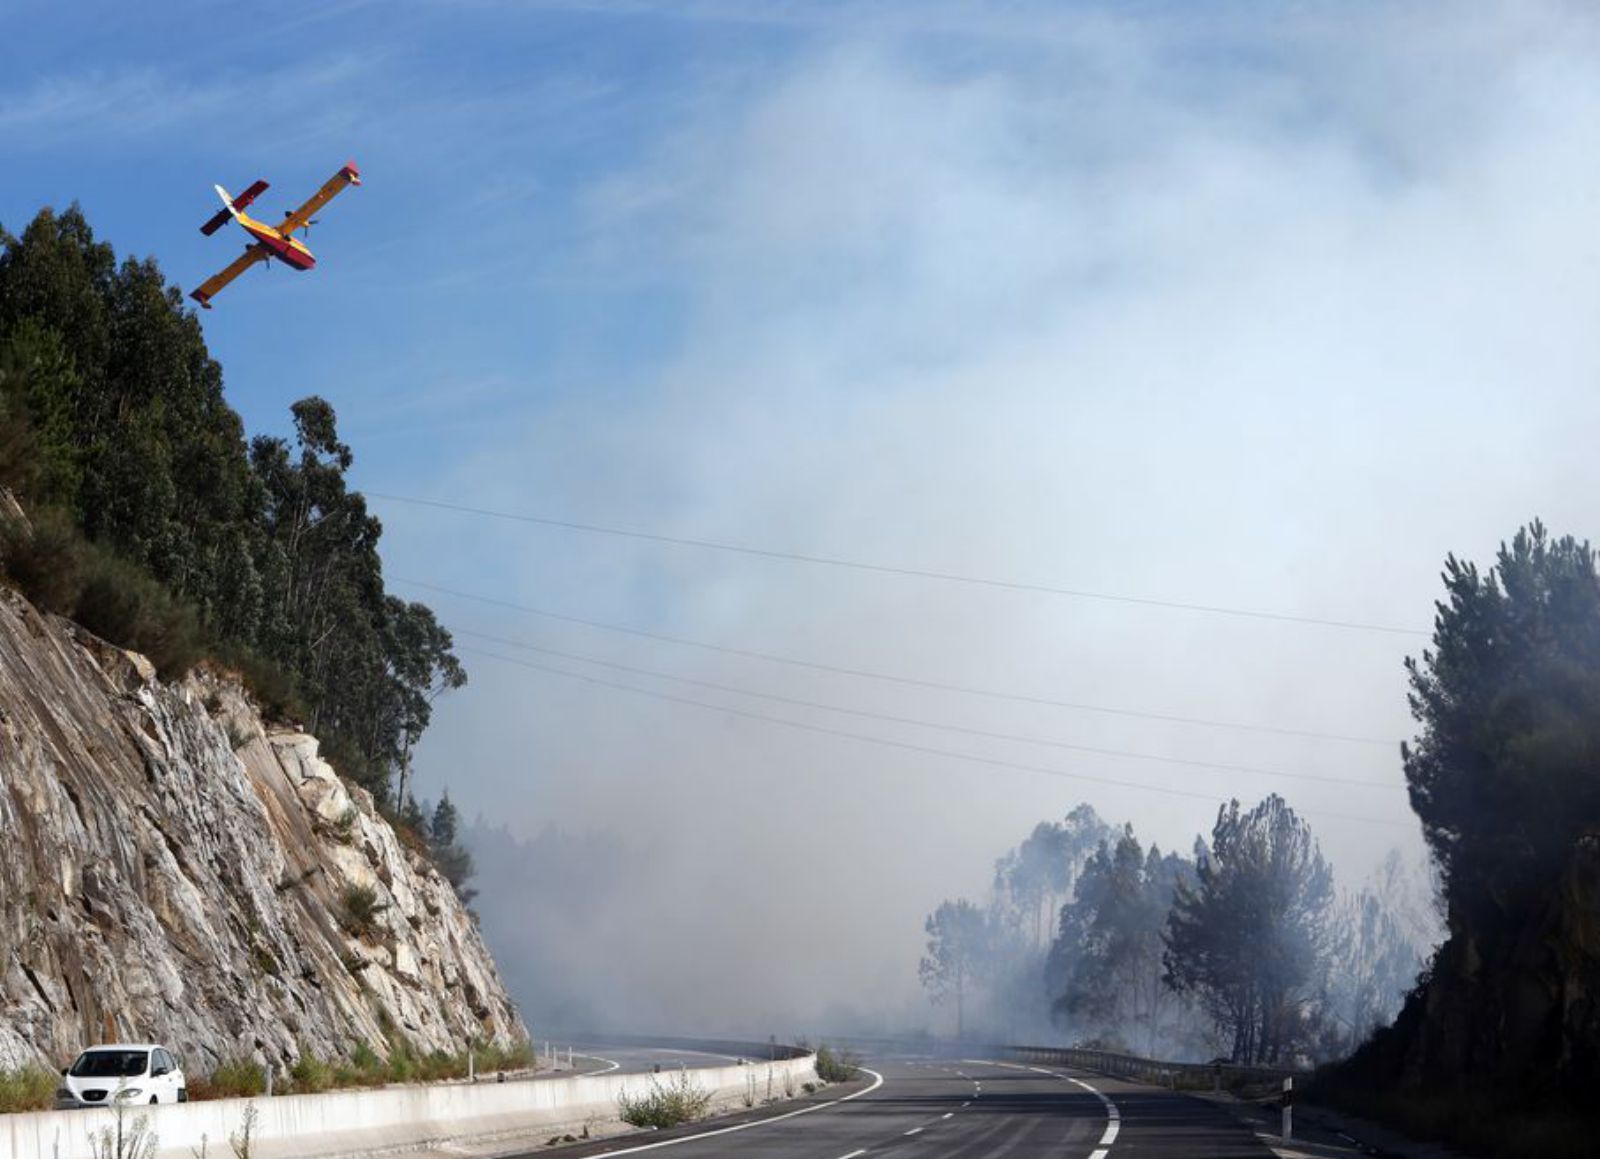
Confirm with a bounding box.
[386,2,1600,1040]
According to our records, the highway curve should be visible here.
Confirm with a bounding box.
[517,1053,1275,1158]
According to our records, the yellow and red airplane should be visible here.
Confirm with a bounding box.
[190,160,361,309]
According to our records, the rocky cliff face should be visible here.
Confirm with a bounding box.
[0,585,525,1071]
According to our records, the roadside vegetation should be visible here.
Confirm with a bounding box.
[0,1064,55,1112]
[183,1039,534,1101]
[812,1044,861,1083]
[616,1071,713,1129]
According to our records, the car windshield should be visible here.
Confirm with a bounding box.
[69,1051,148,1078]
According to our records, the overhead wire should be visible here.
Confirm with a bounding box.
[459,645,1414,830]
[452,625,1403,792]
[368,491,1429,638]
[395,577,1403,748]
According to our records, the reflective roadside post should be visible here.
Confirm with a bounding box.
[1282,1076,1293,1140]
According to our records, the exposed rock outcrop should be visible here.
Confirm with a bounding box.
[1337,834,1600,1101]
[0,586,525,1070]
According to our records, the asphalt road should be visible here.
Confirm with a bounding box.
[565,1044,750,1077]
[521,1053,1277,1159]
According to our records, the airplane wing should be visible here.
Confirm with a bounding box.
[279,160,361,236]
[189,246,269,309]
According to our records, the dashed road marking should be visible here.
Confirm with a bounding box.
[904,1127,923,1136]
[839,1151,867,1159]
[942,1112,953,1119]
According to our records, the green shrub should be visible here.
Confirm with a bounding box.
[473,1039,533,1072]
[813,1044,861,1084]
[0,506,203,678]
[385,1043,417,1084]
[0,506,88,613]
[329,1041,387,1088]
[289,1049,332,1094]
[211,644,305,725]
[190,1057,263,1101]
[72,550,204,678]
[415,1050,466,1083]
[339,885,385,940]
[0,1064,57,1112]
[617,1070,712,1129]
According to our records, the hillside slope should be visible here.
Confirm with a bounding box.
[0,583,524,1070]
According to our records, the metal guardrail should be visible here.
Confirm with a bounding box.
[1001,1044,1302,1094]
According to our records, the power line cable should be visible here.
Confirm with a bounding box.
[395,577,1402,747]
[459,645,1413,830]
[368,491,1429,637]
[453,626,1402,792]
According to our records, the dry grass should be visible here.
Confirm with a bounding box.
[0,1065,56,1112]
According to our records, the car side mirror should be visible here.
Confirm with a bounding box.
[152,1066,169,1077]
[60,1067,68,1076]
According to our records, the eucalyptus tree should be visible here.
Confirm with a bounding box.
[919,899,993,1038]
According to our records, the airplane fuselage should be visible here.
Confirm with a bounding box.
[236,212,316,270]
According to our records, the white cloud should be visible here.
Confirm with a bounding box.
[0,53,382,148]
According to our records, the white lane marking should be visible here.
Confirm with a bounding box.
[942,1112,954,1119]
[1066,1075,1121,1149]
[980,1061,1123,1153]
[839,1151,867,1159]
[904,1127,923,1136]
[961,1101,971,1108]
[572,1053,622,1075]
[591,1067,886,1156]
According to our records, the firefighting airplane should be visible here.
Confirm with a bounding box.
[189,160,361,309]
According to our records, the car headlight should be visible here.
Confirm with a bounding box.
[115,1088,144,1099]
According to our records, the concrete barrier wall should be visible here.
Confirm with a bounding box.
[0,1055,818,1159]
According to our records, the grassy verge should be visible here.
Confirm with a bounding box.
[185,1039,536,1101]
[0,1066,56,1113]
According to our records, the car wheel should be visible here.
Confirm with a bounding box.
[149,1095,158,1104]
[178,1089,188,1103]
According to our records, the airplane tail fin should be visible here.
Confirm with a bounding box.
[200,179,269,236]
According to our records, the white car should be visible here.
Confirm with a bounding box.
[56,1044,187,1108]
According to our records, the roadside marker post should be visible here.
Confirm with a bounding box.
[1282,1076,1293,1140]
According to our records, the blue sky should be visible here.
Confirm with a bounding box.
[1,0,773,451]
[9,0,1600,1030]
